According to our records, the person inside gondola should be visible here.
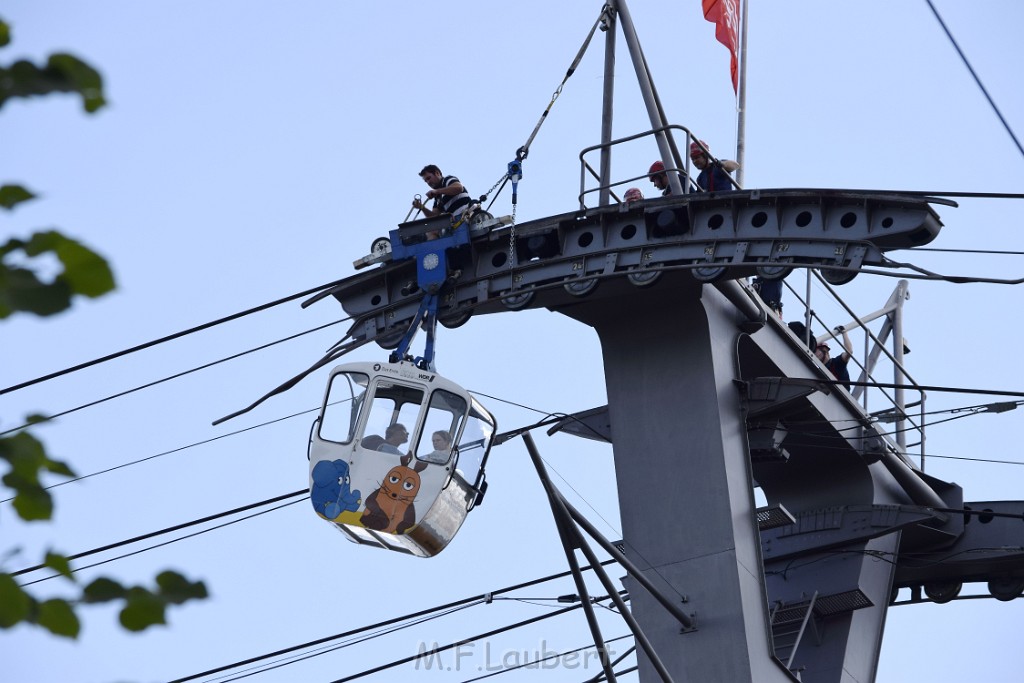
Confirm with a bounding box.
[378,423,409,455]
[422,430,452,463]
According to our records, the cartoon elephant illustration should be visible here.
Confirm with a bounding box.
[310,459,362,520]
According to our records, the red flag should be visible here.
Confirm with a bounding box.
[702,0,740,93]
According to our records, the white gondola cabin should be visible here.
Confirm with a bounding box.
[308,360,496,557]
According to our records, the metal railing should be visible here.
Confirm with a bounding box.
[577,124,742,210]
[779,273,929,468]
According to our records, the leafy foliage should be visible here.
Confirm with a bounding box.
[0,17,105,113]
[0,184,34,209]
[0,431,74,521]
[0,567,208,639]
[1,16,207,641]
[0,228,116,319]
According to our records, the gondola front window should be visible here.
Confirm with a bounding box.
[362,381,425,454]
[318,370,370,444]
[414,389,468,463]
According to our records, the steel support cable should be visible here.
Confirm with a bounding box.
[924,453,1024,467]
[767,398,1022,430]
[754,423,1024,467]
[0,318,347,438]
[169,561,619,683]
[909,247,1024,256]
[1,404,321,502]
[0,278,351,397]
[773,544,1024,579]
[461,634,635,683]
[212,601,487,683]
[924,0,1024,160]
[327,594,622,683]
[878,255,1024,285]
[10,489,308,578]
[517,6,608,160]
[18,498,306,589]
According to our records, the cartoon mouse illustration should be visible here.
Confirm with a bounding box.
[310,459,362,520]
[360,454,428,534]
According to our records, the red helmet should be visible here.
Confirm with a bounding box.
[648,160,665,175]
[689,140,709,159]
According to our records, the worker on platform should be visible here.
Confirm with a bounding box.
[689,140,739,192]
[816,326,853,391]
[412,165,472,219]
[648,160,682,196]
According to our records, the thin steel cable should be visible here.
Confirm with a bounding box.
[0,278,349,397]
[169,561,618,683]
[0,319,345,437]
[924,0,1024,159]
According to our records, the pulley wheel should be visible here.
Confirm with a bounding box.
[564,278,599,297]
[501,291,535,310]
[820,267,858,286]
[691,265,727,282]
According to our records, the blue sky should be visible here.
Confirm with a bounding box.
[4,1,1024,681]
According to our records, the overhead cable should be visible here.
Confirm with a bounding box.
[18,498,306,588]
[0,278,349,397]
[168,561,618,683]
[924,0,1024,160]
[11,489,308,577]
[460,634,634,683]
[327,595,621,683]
[0,320,344,437]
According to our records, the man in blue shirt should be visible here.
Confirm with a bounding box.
[690,140,739,192]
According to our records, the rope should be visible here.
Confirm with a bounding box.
[516,5,610,161]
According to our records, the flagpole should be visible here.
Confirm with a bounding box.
[735,0,749,187]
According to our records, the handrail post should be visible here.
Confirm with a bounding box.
[893,281,908,450]
[599,6,616,207]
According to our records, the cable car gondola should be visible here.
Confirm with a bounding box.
[308,361,495,558]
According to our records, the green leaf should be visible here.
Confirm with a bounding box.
[0,430,75,521]
[0,573,33,628]
[47,53,105,113]
[0,231,115,319]
[6,475,54,520]
[43,552,75,581]
[0,265,72,318]
[52,238,116,299]
[119,588,166,632]
[155,571,209,605]
[0,184,35,210]
[82,577,127,603]
[23,230,116,299]
[36,598,80,638]
[0,20,10,48]
[0,53,105,113]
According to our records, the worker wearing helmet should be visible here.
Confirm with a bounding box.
[689,140,740,192]
[647,160,677,196]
